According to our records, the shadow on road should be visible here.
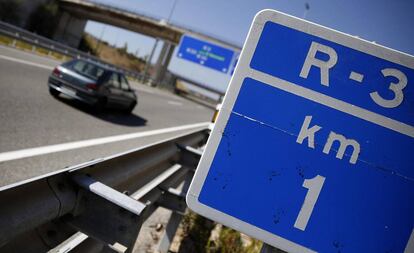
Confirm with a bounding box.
[54,95,147,127]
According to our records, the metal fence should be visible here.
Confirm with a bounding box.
[0,20,143,80]
[0,127,209,253]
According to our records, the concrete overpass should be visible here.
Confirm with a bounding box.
[54,0,240,84]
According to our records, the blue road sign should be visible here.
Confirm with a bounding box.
[187,10,414,253]
[177,35,234,73]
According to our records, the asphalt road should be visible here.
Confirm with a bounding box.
[0,45,213,187]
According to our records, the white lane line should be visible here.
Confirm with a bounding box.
[0,54,54,70]
[0,44,62,65]
[130,85,155,94]
[167,100,183,106]
[138,88,155,94]
[0,122,209,163]
[405,228,414,253]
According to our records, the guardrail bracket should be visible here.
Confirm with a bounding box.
[177,144,203,170]
[64,174,147,253]
[156,187,187,214]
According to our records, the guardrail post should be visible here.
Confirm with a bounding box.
[155,143,204,253]
[177,144,203,170]
[31,39,38,52]
[48,45,54,57]
[64,174,149,253]
[157,173,193,253]
[61,50,68,61]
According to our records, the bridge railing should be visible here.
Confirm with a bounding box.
[0,127,209,253]
[0,20,143,80]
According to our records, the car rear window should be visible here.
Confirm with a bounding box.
[120,75,130,90]
[71,60,105,80]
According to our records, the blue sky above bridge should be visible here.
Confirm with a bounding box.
[84,0,414,93]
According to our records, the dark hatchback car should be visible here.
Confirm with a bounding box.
[48,59,137,113]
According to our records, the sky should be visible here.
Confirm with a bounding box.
[84,0,414,93]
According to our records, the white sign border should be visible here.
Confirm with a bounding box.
[187,9,414,253]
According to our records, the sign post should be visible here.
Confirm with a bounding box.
[187,9,414,253]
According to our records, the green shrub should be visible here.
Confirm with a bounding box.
[178,211,216,253]
[215,227,244,253]
[0,0,22,25]
[208,226,262,253]
[78,34,97,55]
[26,1,59,38]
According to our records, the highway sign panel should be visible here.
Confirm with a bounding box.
[187,10,414,253]
[177,35,234,73]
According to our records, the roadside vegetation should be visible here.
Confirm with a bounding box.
[0,34,68,60]
[80,33,147,73]
[26,0,59,38]
[0,0,59,37]
[1,0,146,74]
[0,0,22,26]
[175,211,263,253]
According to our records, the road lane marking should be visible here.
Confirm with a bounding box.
[405,228,414,253]
[0,54,54,70]
[131,85,156,94]
[167,100,183,106]
[0,44,62,64]
[0,122,209,163]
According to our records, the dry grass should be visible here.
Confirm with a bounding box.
[84,34,145,73]
[0,34,67,60]
[0,35,13,45]
[0,33,143,69]
[171,211,263,253]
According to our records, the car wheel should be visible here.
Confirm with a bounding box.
[49,87,60,97]
[124,102,136,114]
[96,97,107,111]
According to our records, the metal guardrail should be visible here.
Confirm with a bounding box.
[0,21,143,80]
[0,20,227,101]
[0,127,209,253]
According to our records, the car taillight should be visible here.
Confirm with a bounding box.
[86,83,98,90]
[52,67,61,76]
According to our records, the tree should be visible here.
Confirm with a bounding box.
[0,0,22,25]
[26,0,59,38]
[122,42,128,54]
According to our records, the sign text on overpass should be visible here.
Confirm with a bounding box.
[177,35,235,73]
[187,9,414,253]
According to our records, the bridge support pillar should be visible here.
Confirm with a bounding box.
[53,11,86,48]
[153,41,175,86]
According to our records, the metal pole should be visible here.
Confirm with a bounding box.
[142,38,159,83]
[153,41,170,86]
[114,27,119,47]
[167,0,179,23]
[157,173,193,253]
[95,25,106,54]
[303,3,310,19]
